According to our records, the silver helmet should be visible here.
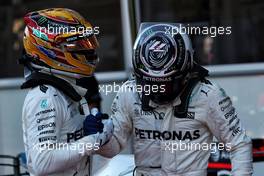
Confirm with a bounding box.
[133,23,194,104]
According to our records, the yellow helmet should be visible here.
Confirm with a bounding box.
[23,8,99,78]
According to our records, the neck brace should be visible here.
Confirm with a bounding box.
[173,64,210,118]
[21,72,85,102]
[55,74,87,97]
[141,64,210,118]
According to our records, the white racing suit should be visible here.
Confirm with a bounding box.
[22,84,99,176]
[98,80,253,176]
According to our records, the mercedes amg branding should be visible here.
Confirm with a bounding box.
[135,128,200,140]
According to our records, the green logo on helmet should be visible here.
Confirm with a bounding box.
[32,28,48,41]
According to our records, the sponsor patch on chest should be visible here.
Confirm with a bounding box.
[135,127,200,141]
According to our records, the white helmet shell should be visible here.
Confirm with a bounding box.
[133,23,194,81]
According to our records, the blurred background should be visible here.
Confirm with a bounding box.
[0,0,264,175]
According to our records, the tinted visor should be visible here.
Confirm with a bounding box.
[58,35,99,66]
[71,49,99,66]
[61,35,99,52]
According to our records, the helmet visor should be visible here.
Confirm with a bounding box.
[58,34,99,66]
[71,49,99,66]
[61,35,99,52]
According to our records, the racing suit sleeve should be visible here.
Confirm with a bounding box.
[96,89,133,158]
[206,85,253,176]
[23,94,97,175]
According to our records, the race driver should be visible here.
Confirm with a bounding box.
[20,8,113,176]
[89,23,253,175]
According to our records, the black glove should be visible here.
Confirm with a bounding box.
[83,112,109,136]
[76,76,102,106]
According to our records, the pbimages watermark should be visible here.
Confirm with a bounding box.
[33,141,100,154]
[163,141,231,154]
[164,24,232,37]
[99,82,166,95]
[31,24,100,40]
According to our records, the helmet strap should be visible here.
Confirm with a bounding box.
[173,64,209,118]
[135,77,153,111]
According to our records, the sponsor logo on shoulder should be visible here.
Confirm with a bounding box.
[40,99,48,109]
[35,108,55,116]
[133,103,165,120]
[37,115,56,123]
[39,136,57,143]
[219,97,232,112]
[219,97,240,136]
[230,120,241,136]
[219,97,231,106]
[39,130,55,136]
[219,88,227,97]
[38,122,56,131]
[186,112,195,119]
[135,127,200,141]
